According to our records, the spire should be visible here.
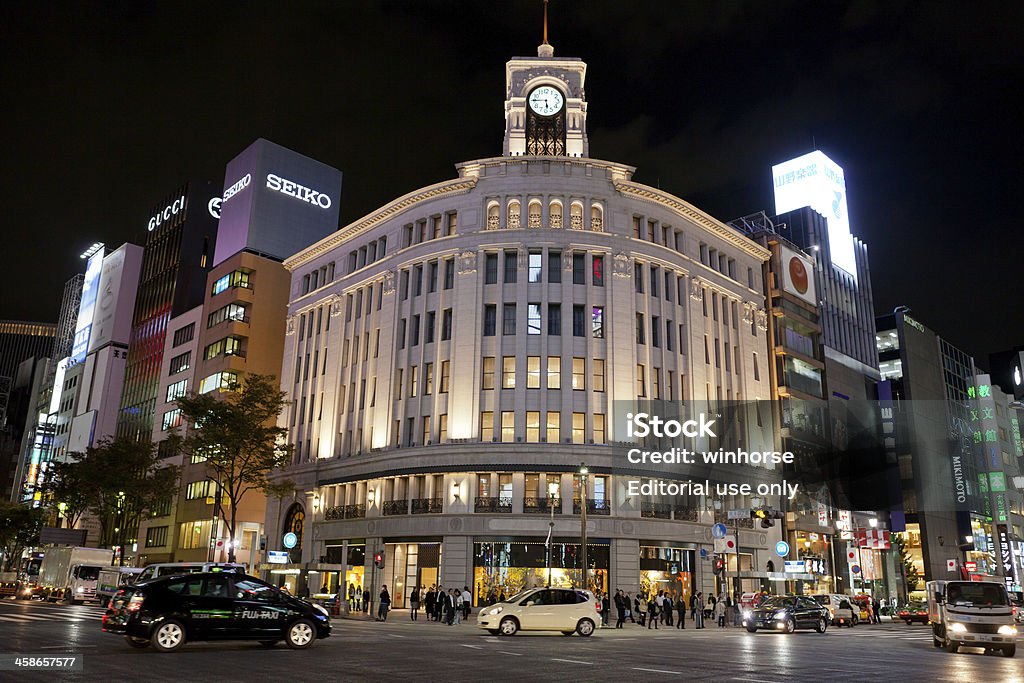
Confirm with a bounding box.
[538,0,554,57]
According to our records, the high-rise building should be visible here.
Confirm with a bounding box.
[989,346,1024,402]
[267,37,780,603]
[117,181,220,442]
[1,357,50,500]
[0,321,57,386]
[53,274,83,362]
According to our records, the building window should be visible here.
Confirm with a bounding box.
[572,253,585,284]
[528,303,542,335]
[481,412,494,442]
[172,323,195,347]
[487,203,500,230]
[593,414,606,444]
[593,359,605,392]
[573,305,586,337]
[145,526,168,548]
[548,250,561,283]
[410,315,420,346]
[547,356,561,389]
[441,308,453,340]
[593,255,604,287]
[207,303,247,328]
[652,368,661,399]
[570,202,583,230]
[666,320,674,352]
[503,304,516,335]
[165,379,188,404]
[212,269,251,295]
[550,201,563,229]
[753,353,760,381]
[502,356,516,389]
[409,365,419,397]
[650,266,659,297]
[169,351,191,375]
[199,371,237,394]
[485,253,498,284]
[528,251,542,282]
[526,411,541,442]
[185,480,217,500]
[444,258,455,289]
[637,364,646,397]
[398,319,407,349]
[413,265,423,297]
[651,316,660,348]
[482,357,495,390]
[527,356,541,389]
[483,305,496,336]
[439,414,448,443]
[592,306,604,339]
[204,336,243,360]
[634,263,644,292]
[501,411,515,442]
[400,270,409,300]
[504,250,518,283]
[440,361,450,393]
[162,409,182,431]
[178,520,212,550]
[508,201,521,229]
[572,413,585,444]
[546,412,560,443]
[425,311,435,344]
[548,304,561,335]
[424,362,434,395]
[636,313,645,345]
[428,261,438,293]
[572,357,585,390]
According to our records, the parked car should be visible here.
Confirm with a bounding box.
[476,587,599,636]
[742,595,830,634]
[102,572,330,652]
[897,601,929,624]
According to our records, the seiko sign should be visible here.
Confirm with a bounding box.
[222,173,251,202]
[148,195,186,231]
[266,173,332,209]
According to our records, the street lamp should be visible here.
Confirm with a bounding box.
[546,481,559,588]
[579,464,589,593]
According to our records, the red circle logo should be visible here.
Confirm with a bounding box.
[789,256,809,294]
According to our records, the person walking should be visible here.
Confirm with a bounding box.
[676,594,686,629]
[444,589,456,625]
[614,590,627,629]
[872,597,881,624]
[462,586,472,622]
[454,589,463,625]
[715,596,726,628]
[694,592,705,629]
[378,585,391,622]
[690,592,699,623]
[634,593,645,627]
[663,591,674,627]
[424,586,435,622]
[647,594,660,629]
[348,582,356,611]
[362,586,370,614]
[409,585,421,621]
[601,591,610,627]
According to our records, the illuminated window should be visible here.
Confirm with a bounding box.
[212,269,251,295]
[528,304,542,335]
[527,356,541,389]
[572,357,585,390]
[424,363,433,395]
[637,364,646,397]
[439,414,448,443]
[440,361,450,393]
[592,255,604,286]
[409,365,419,398]
[593,359,605,392]
[547,357,561,389]
[145,526,168,548]
[526,411,541,443]
[162,409,182,431]
[165,380,188,404]
[502,356,516,389]
[572,413,585,444]
[594,414,606,444]
[592,307,604,338]
[199,371,237,394]
[178,520,212,550]
[185,480,216,500]
[482,357,495,390]
[549,201,563,228]
[546,412,560,443]
[481,412,494,442]
[501,411,515,443]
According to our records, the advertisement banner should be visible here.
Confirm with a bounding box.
[778,244,817,305]
[70,249,104,365]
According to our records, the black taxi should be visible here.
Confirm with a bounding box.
[102,572,331,652]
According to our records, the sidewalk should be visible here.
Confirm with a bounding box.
[331,608,479,622]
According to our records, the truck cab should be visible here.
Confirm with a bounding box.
[927,580,1017,657]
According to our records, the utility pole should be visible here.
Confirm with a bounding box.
[579,463,588,592]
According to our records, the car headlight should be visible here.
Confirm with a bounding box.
[77,586,85,593]
[949,622,967,633]
[488,606,503,616]
[774,611,788,620]
[312,604,330,619]
[742,610,751,620]
[997,625,1017,636]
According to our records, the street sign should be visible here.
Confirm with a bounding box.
[713,536,737,554]
[852,565,861,574]
[699,548,708,559]
[775,541,790,557]
[964,561,977,572]
[946,559,956,572]
[283,532,298,549]
[712,523,728,539]
[727,509,748,520]
[268,550,289,564]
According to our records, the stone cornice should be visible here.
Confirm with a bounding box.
[613,180,771,261]
[283,177,479,271]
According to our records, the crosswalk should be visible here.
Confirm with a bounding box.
[0,603,107,625]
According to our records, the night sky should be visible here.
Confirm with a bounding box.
[3,2,1021,365]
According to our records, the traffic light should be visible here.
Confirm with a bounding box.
[713,556,725,576]
[750,507,784,528]
[373,550,384,569]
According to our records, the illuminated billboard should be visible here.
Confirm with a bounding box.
[88,243,143,353]
[70,249,105,365]
[772,151,856,280]
[213,138,342,267]
[778,244,816,306]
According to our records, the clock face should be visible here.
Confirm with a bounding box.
[528,86,564,116]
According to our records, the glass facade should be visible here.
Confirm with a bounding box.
[473,539,609,605]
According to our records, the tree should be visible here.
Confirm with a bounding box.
[0,500,46,572]
[893,532,920,595]
[40,459,91,528]
[172,374,292,563]
[45,438,179,564]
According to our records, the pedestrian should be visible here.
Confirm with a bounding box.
[601,591,610,627]
[436,585,445,621]
[647,594,660,629]
[690,592,699,623]
[454,589,463,625]
[614,590,627,629]
[348,582,356,611]
[444,589,456,625]
[872,597,881,624]
[694,592,705,629]
[378,584,391,622]
[410,585,421,620]
[715,596,726,627]
[462,586,472,622]
[663,591,674,627]
[424,585,435,621]
[634,593,645,627]
[362,586,370,614]
[676,594,686,629]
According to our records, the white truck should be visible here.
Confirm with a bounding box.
[927,579,1017,657]
[96,567,143,605]
[34,547,114,604]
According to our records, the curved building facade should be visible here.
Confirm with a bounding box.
[271,42,782,606]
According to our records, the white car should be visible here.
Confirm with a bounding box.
[477,587,599,636]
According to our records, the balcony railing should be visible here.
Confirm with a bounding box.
[673,505,699,522]
[324,504,365,520]
[383,499,408,516]
[524,497,561,514]
[641,502,672,519]
[474,496,513,513]
[573,498,611,515]
[411,497,442,514]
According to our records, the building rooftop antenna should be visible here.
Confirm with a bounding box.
[539,0,554,57]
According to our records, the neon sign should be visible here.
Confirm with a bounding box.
[148,195,186,231]
[266,173,332,209]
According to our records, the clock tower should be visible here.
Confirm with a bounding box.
[502,4,589,157]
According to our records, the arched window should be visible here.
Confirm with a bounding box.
[549,201,563,229]
[486,202,500,230]
[508,200,521,229]
[283,503,305,554]
[570,202,584,230]
[590,204,604,232]
[528,200,542,228]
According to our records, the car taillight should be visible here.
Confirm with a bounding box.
[127,595,144,612]
[596,603,601,612]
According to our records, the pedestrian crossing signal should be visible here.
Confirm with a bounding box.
[373,551,384,569]
[713,556,725,575]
